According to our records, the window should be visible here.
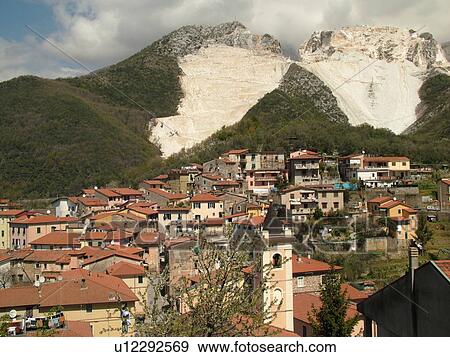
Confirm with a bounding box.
[44,263,48,269]
[272,253,282,268]
[36,227,41,234]
[12,227,15,234]
[333,202,339,209]
[193,202,201,209]
[177,214,182,220]
[85,304,93,313]
[303,326,307,337]
[398,209,401,214]
[35,263,41,268]
[35,274,40,282]
[138,276,144,284]
[402,162,407,166]
[321,192,327,198]
[334,192,339,197]
[290,194,295,199]
[296,276,305,288]
[163,213,171,220]
[322,202,328,209]
[273,288,283,305]
[1,230,3,237]
[208,202,215,209]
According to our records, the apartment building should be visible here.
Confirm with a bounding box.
[288,150,321,185]
[191,193,224,221]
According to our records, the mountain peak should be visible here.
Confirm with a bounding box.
[151,21,282,58]
[300,25,449,69]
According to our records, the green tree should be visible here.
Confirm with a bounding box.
[308,272,359,336]
[416,215,433,247]
[137,241,279,337]
[0,314,9,337]
[313,207,324,220]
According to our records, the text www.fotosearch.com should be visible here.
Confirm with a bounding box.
[114,340,337,353]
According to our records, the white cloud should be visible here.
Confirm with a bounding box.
[1,0,449,81]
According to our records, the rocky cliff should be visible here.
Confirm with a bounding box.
[298,26,450,134]
[151,22,290,156]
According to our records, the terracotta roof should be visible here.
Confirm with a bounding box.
[142,180,170,187]
[293,293,359,323]
[56,321,93,337]
[367,196,393,204]
[134,231,162,246]
[21,250,71,263]
[201,173,224,181]
[441,178,450,185]
[224,212,248,219]
[31,231,81,246]
[379,200,415,212]
[77,197,108,207]
[224,149,249,155]
[81,188,96,196]
[81,248,142,266]
[281,185,315,194]
[146,188,188,200]
[153,174,168,180]
[81,231,107,241]
[292,255,342,274]
[364,156,409,163]
[10,215,78,225]
[191,193,222,202]
[128,206,158,216]
[0,209,26,217]
[106,245,143,255]
[204,218,225,226]
[341,283,369,302]
[233,216,265,227]
[107,261,145,277]
[89,210,118,221]
[434,260,450,279]
[95,188,121,198]
[0,285,40,308]
[112,188,143,196]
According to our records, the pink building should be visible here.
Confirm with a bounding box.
[9,215,78,249]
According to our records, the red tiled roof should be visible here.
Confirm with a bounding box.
[441,178,450,185]
[379,200,416,212]
[95,188,121,198]
[224,212,249,219]
[31,231,80,246]
[213,180,240,186]
[22,250,70,263]
[142,180,170,187]
[367,196,393,204]
[107,261,145,277]
[191,193,222,202]
[112,188,143,196]
[153,174,168,180]
[77,197,108,207]
[0,209,26,217]
[10,215,78,225]
[134,231,162,246]
[224,149,249,155]
[341,283,369,302]
[128,206,158,216]
[434,260,450,279]
[292,255,342,274]
[201,173,224,181]
[204,218,225,226]
[233,216,265,227]
[293,293,359,323]
[364,156,409,163]
[106,245,143,255]
[81,231,107,241]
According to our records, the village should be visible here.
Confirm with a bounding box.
[0,148,449,337]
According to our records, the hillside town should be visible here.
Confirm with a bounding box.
[0,148,449,337]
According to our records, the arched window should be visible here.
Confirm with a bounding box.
[272,253,282,268]
[273,288,283,305]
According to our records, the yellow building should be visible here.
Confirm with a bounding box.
[0,210,25,249]
[379,200,418,240]
[0,269,138,337]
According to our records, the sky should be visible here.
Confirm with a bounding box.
[0,0,449,81]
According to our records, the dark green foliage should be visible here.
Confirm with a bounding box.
[64,43,183,117]
[308,272,359,337]
[416,215,433,247]
[0,76,161,198]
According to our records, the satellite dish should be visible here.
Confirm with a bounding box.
[34,281,40,287]
[94,186,98,190]
[57,275,63,281]
[46,210,51,215]
[9,309,17,319]
[39,276,46,284]
[100,242,106,249]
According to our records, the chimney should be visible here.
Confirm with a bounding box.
[409,246,419,289]
[69,255,80,270]
[297,255,302,262]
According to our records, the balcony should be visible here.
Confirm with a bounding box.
[289,197,318,204]
[294,163,320,170]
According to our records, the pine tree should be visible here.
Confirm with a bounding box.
[308,272,359,336]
